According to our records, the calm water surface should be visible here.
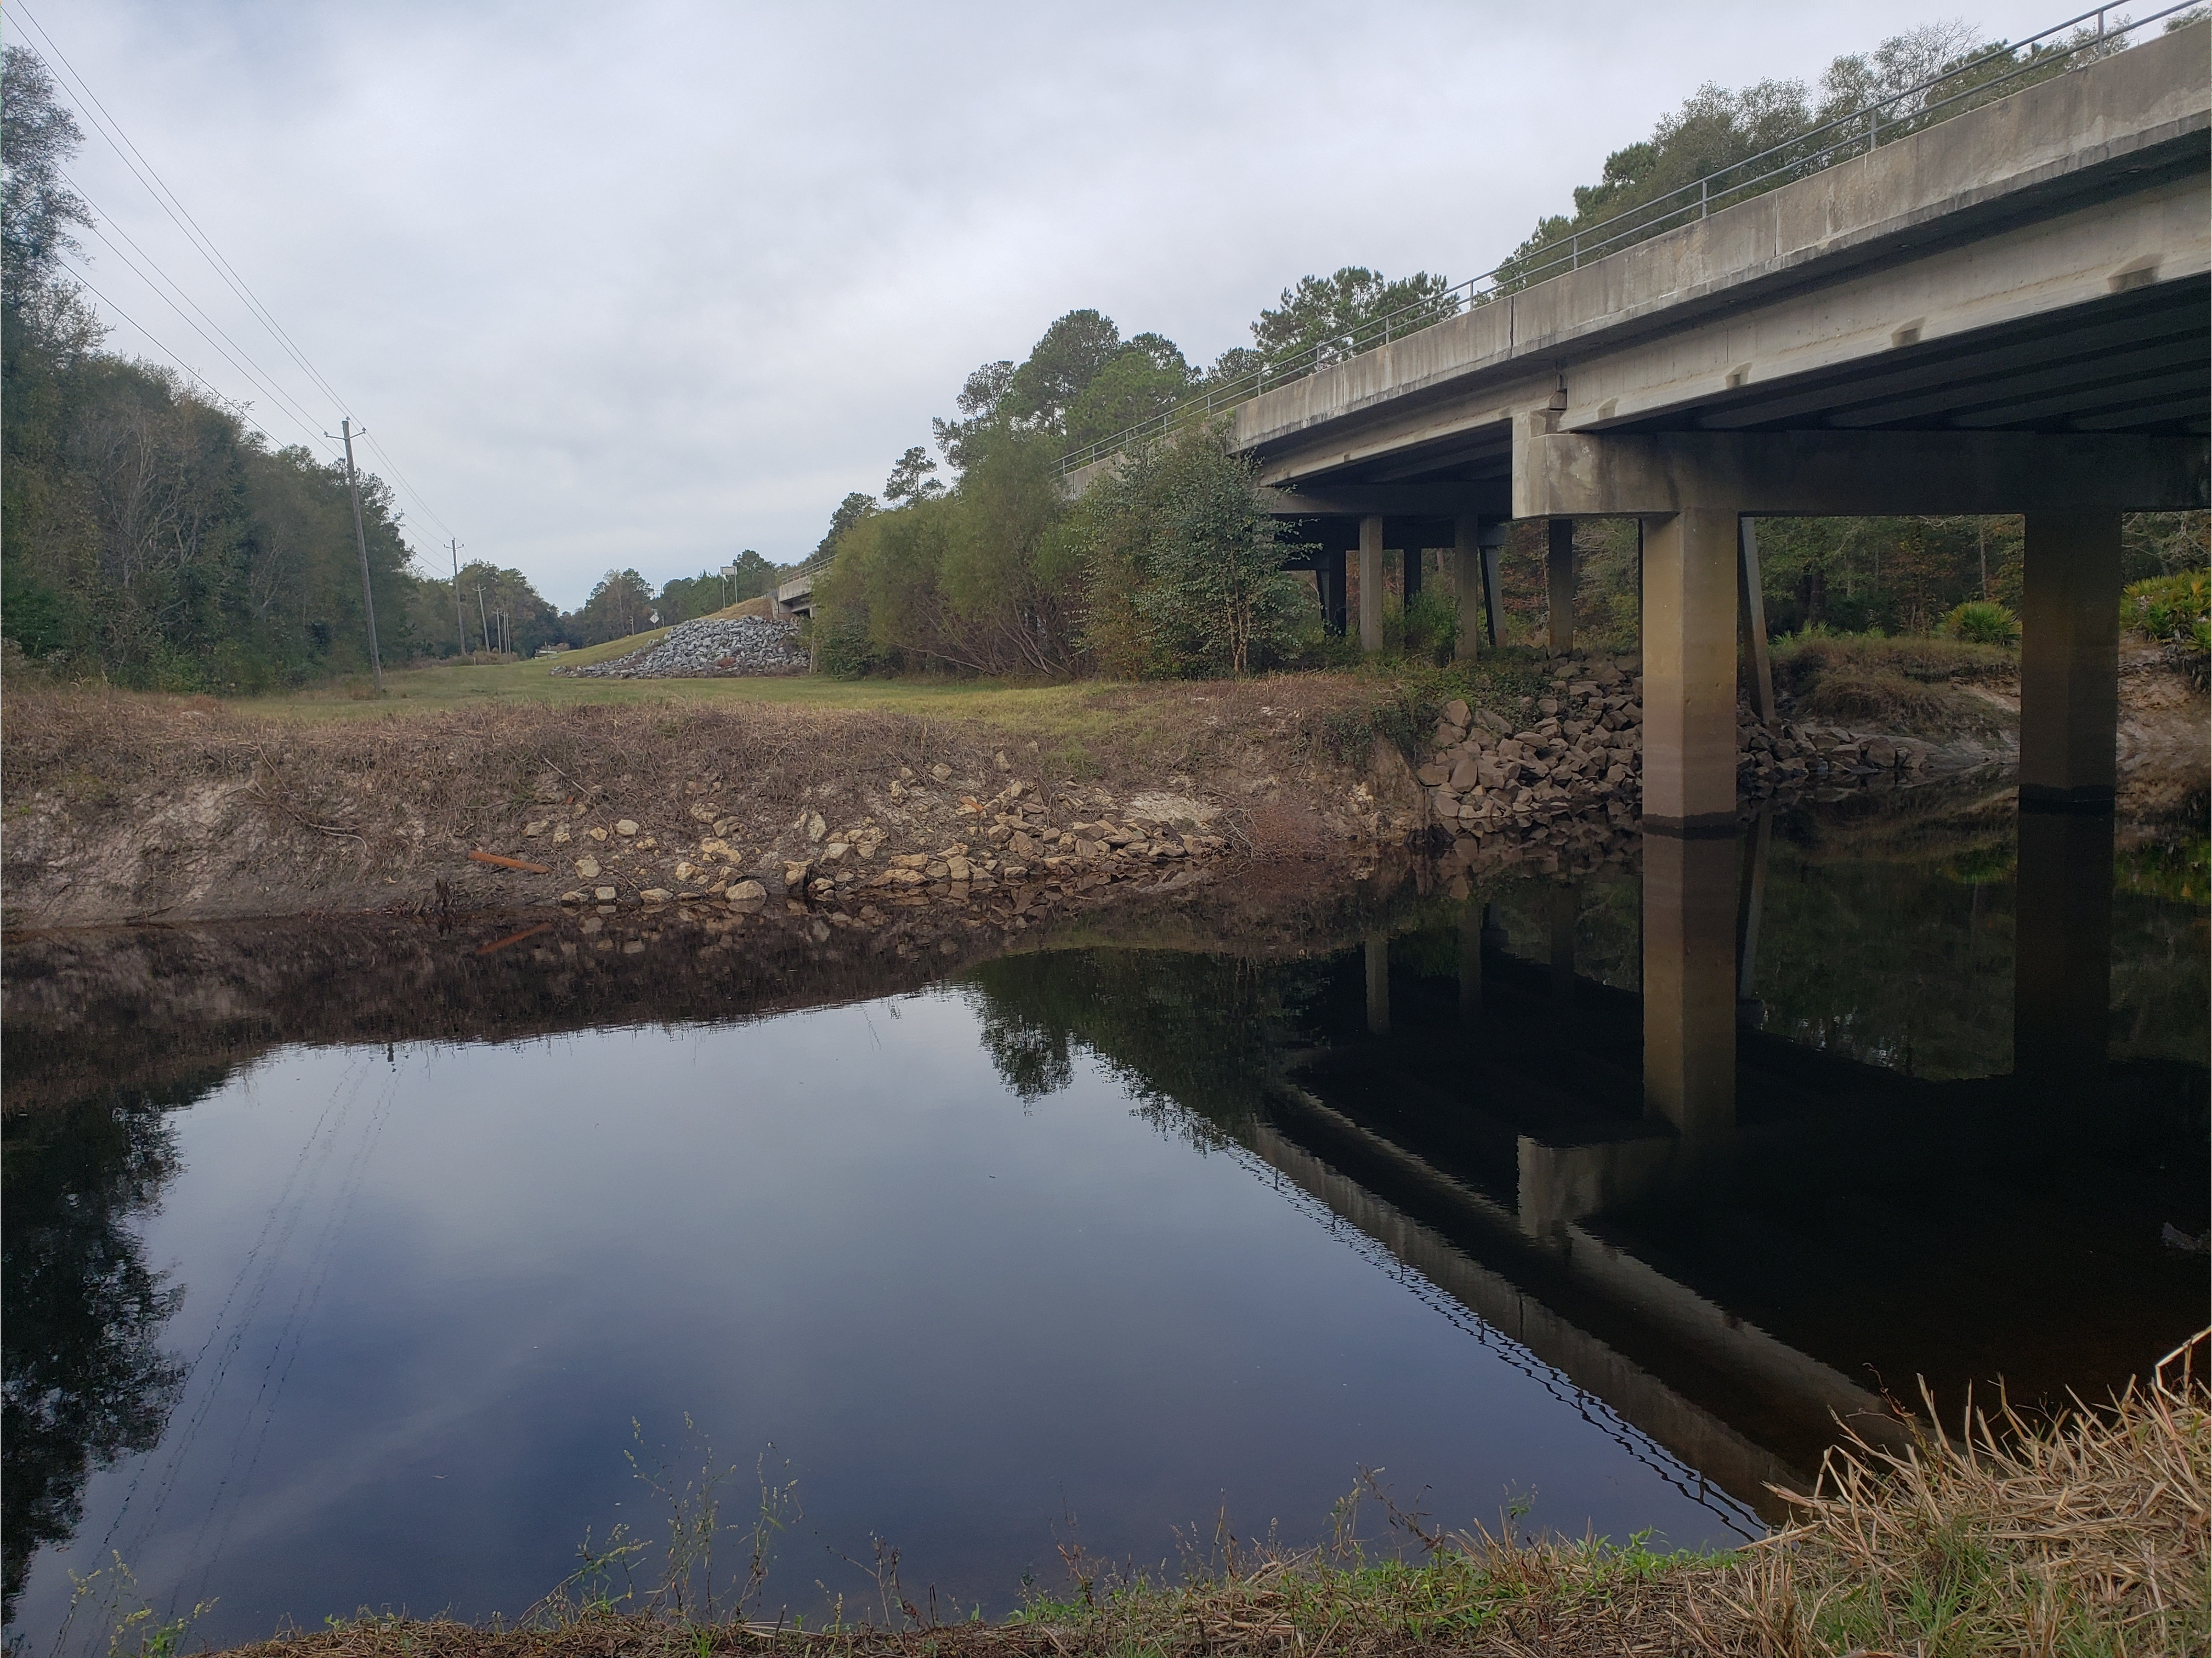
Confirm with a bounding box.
[6,803,2205,1645]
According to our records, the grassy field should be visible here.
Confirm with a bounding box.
[245,632,1119,723]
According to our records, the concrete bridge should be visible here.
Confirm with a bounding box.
[774,571,819,618]
[1071,21,2209,834]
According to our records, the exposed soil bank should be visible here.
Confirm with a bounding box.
[3,654,2200,932]
[0,679,1427,931]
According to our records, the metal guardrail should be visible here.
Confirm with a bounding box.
[1057,2,2199,476]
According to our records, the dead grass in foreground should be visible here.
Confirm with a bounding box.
[205,1339,2207,1658]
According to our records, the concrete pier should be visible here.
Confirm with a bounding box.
[1547,519,1575,653]
[2019,512,2124,808]
[1453,516,1483,661]
[1359,516,1384,653]
[1638,508,1742,832]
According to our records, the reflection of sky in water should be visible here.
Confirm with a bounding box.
[12,993,1749,1648]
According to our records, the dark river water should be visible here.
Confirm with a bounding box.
[5,794,2207,1646]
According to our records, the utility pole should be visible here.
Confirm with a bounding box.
[478,584,491,656]
[339,418,384,691]
[449,538,467,658]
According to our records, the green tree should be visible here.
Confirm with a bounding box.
[931,359,1016,473]
[1249,267,1460,372]
[883,444,944,503]
[727,547,776,599]
[654,549,779,622]
[571,567,653,644]
[1063,337,1192,455]
[812,491,878,565]
[1496,20,2120,287]
[1003,309,1125,427]
[817,425,1079,677]
[1077,427,1310,677]
[1,46,90,293]
[2,51,429,690]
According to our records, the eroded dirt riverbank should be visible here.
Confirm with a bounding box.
[3,654,2199,932]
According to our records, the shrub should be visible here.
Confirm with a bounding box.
[1943,599,2019,645]
[1398,588,1459,663]
[1078,429,1310,678]
[2123,570,2210,654]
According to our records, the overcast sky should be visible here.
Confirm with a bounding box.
[24,0,2068,610]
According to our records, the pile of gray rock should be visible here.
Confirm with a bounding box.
[1420,655,1952,837]
[557,615,807,678]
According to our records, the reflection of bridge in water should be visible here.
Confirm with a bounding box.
[1244,808,2203,1525]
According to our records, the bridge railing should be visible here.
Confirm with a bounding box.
[1057,2,2200,478]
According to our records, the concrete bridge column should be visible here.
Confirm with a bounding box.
[1402,539,1423,606]
[1452,516,1482,660]
[1317,547,1348,636]
[1359,516,1385,652]
[1640,509,1742,831]
[1643,830,1738,1138]
[2019,511,2123,807]
[1547,519,1575,653]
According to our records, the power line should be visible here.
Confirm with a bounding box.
[360,431,456,540]
[6,0,462,541]
[58,261,293,452]
[66,185,337,453]
[5,0,352,416]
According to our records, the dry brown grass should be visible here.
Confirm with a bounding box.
[200,1340,2208,1658]
[1235,798,1332,861]
[1773,634,2017,737]
[1703,1335,2210,1658]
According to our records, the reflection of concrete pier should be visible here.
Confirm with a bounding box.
[2015,806,2116,1088]
[1265,773,2191,1521]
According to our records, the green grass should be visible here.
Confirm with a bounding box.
[196,623,1471,755]
[244,652,1124,725]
